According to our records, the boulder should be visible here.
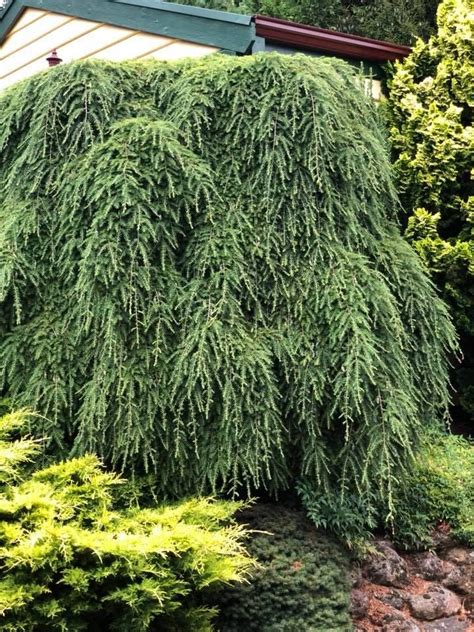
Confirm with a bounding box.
[423,616,471,631]
[442,564,474,595]
[381,613,421,632]
[408,585,461,621]
[378,589,405,611]
[363,541,408,588]
[410,552,448,581]
[442,548,473,567]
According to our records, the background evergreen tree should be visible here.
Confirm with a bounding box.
[167,0,440,44]
[386,0,473,428]
[0,54,456,522]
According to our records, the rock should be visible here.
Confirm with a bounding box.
[442,564,474,595]
[423,616,470,631]
[430,525,455,551]
[381,613,421,632]
[408,585,461,621]
[442,547,473,567]
[349,589,369,619]
[363,541,409,588]
[411,552,447,581]
[378,589,405,611]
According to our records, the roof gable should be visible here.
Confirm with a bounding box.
[0,0,254,52]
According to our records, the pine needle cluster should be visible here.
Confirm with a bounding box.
[0,54,456,514]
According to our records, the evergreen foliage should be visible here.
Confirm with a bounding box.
[386,0,473,425]
[298,478,378,548]
[0,54,456,517]
[300,430,474,550]
[0,411,252,631]
[389,432,474,549]
[167,0,440,44]
[214,504,351,631]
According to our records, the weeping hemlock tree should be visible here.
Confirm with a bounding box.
[0,54,456,516]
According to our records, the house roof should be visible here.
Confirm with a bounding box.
[254,15,411,62]
[0,0,255,52]
[0,0,411,62]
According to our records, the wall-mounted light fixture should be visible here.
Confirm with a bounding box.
[46,50,63,67]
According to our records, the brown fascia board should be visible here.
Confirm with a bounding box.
[254,15,411,62]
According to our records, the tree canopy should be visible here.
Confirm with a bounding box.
[0,54,456,517]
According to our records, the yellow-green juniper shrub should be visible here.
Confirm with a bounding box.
[0,411,253,632]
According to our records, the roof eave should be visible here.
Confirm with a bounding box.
[254,15,411,62]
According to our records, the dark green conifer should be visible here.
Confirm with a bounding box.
[0,54,456,516]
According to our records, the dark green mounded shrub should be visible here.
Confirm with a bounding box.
[0,54,456,520]
[386,0,473,428]
[0,411,252,632]
[215,504,351,632]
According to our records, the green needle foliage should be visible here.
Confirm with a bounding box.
[215,504,351,631]
[386,0,473,424]
[0,411,252,631]
[389,431,474,549]
[0,54,456,520]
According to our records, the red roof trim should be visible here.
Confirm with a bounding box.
[254,15,411,62]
